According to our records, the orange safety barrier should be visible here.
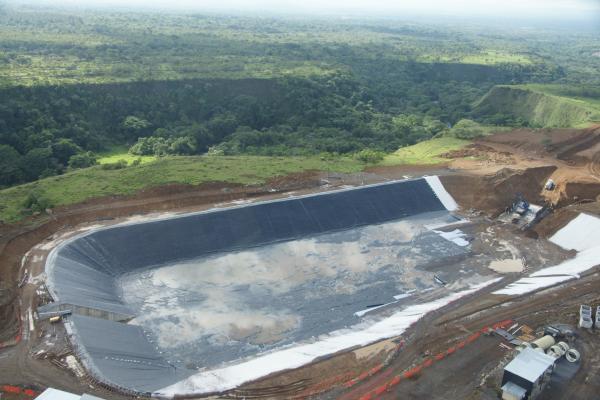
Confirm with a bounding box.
[295,371,358,398]
[387,375,401,388]
[342,356,393,388]
[2,385,21,394]
[374,385,387,396]
[466,332,480,343]
[370,365,383,375]
[350,319,513,400]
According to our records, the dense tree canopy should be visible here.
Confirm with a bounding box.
[0,5,598,188]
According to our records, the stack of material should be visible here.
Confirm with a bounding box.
[517,325,536,342]
[580,305,593,329]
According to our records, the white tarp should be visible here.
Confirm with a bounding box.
[155,278,500,397]
[549,213,600,251]
[494,213,600,296]
[424,176,458,211]
[433,229,470,247]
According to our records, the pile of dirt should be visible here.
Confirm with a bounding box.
[559,182,600,205]
[478,125,600,165]
[441,166,557,216]
[266,170,322,191]
[441,143,515,164]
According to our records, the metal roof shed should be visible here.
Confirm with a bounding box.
[35,388,106,400]
[504,348,555,383]
[35,388,80,400]
[501,348,555,400]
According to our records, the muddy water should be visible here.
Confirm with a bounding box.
[119,211,476,369]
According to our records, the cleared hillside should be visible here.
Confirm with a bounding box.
[473,85,600,128]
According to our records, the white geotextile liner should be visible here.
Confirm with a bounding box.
[155,278,500,397]
[433,228,469,246]
[549,213,600,251]
[424,175,458,211]
[494,213,600,296]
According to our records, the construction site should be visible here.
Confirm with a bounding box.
[1,125,600,400]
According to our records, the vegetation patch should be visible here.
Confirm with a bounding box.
[381,137,468,166]
[0,155,365,223]
[419,50,534,66]
[473,85,600,128]
[459,51,533,66]
[97,146,156,166]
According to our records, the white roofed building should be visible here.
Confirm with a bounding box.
[501,348,555,400]
[35,388,105,400]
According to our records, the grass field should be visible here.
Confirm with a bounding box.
[0,155,364,223]
[516,84,600,109]
[475,85,600,128]
[0,138,473,223]
[460,51,533,65]
[418,51,534,66]
[380,137,468,166]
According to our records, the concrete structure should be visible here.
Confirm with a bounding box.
[565,348,581,363]
[530,335,555,351]
[580,305,593,329]
[547,342,569,359]
[36,388,105,400]
[501,348,555,400]
[580,305,592,316]
[596,306,600,328]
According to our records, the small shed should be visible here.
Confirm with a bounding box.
[501,348,555,400]
[36,388,105,400]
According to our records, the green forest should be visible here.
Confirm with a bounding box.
[1,3,599,194]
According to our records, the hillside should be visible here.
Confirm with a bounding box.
[473,85,600,128]
[0,155,363,224]
[0,134,473,224]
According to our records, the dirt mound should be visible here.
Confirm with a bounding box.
[442,143,515,163]
[441,166,556,216]
[559,182,600,205]
[479,125,600,165]
[266,170,322,191]
[550,126,600,162]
